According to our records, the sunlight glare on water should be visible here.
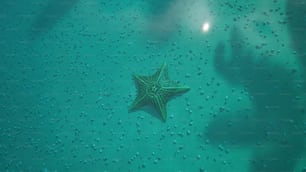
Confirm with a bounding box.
[202,21,210,33]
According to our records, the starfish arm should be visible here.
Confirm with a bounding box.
[133,75,150,86]
[151,94,167,122]
[153,62,167,82]
[129,94,147,112]
[162,86,190,97]
[133,75,149,96]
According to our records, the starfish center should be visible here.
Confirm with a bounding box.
[147,82,161,97]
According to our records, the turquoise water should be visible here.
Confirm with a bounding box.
[0,0,305,171]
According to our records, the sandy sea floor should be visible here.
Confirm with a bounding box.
[0,0,305,171]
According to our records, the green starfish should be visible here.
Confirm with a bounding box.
[129,62,190,122]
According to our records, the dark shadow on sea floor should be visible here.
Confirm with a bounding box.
[286,0,306,69]
[205,27,305,172]
[147,0,174,17]
[29,0,79,39]
[145,0,181,43]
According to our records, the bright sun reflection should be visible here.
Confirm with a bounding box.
[202,22,210,32]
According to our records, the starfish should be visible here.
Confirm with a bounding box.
[129,62,190,122]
